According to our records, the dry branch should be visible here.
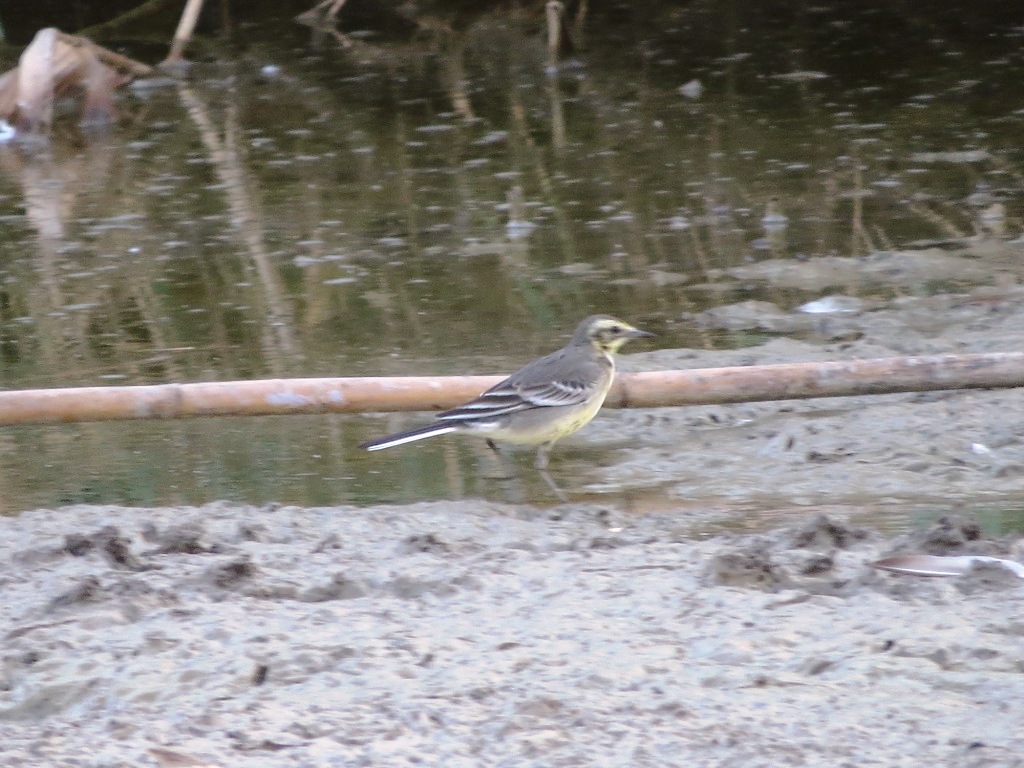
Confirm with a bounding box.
[0,28,152,134]
[164,0,206,65]
[1,353,1023,427]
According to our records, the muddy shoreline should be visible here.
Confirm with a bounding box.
[1,501,1021,767]
[3,278,1024,766]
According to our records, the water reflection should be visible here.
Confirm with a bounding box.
[0,4,1022,514]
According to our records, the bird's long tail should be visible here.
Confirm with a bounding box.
[360,423,458,451]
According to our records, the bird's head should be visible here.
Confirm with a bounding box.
[574,315,654,354]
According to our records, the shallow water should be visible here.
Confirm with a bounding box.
[1,4,1023,522]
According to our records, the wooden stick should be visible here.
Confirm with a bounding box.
[56,31,153,77]
[1,352,1022,427]
[164,0,206,65]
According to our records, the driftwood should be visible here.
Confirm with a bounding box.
[0,28,152,134]
[1,353,1022,427]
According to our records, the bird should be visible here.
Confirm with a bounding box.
[360,315,653,472]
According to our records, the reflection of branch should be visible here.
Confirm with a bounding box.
[573,0,589,43]
[176,84,298,368]
[849,163,874,256]
[442,39,474,119]
[546,75,566,152]
[19,156,69,372]
[294,0,353,47]
[905,200,967,240]
[297,0,350,24]
[507,86,576,266]
[6,145,115,371]
[2,133,179,380]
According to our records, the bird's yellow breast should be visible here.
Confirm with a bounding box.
[492,367,614,446]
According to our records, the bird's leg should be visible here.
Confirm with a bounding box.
[539,467,568,503]
[482,439,514,480]
[534,443,552,471]
[533,443,567,501]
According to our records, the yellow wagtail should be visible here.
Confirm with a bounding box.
[360,315,653,469]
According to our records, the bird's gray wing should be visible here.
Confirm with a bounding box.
[437,351,603,423]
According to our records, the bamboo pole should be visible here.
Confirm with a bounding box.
[1,352,1023,427]
[608,351,1024,407]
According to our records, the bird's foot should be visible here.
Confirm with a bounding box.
[539,468,568,503]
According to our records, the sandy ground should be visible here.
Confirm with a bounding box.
[3,260,1024,767]
[1,504,1022,767]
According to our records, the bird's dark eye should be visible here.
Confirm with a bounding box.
[610,325,621,334]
